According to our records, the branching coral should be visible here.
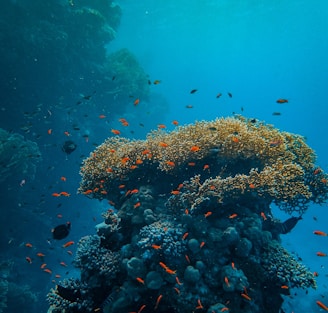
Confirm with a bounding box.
[79,116,328,214]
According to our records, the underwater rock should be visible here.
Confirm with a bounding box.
[188,238,201,254]
[126,257,146,279]
[235,237,253,257]
[145,271,163,290]
[184,266,201,284]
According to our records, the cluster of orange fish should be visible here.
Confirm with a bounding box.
[24,241,73,281]
[52,191,71,197]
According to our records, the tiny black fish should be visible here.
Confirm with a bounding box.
[52,222,71,240]
[227,92,232,98]
[272,112,281,116]
[190,89,197,94]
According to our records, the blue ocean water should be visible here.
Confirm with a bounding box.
[1,0,328,312]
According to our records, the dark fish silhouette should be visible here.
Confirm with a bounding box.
[52,222,71,240]
[190,89,198,94]
[279,216,302,234]
[62,140,77,154]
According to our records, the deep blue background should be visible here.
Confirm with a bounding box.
[1,1,328,312]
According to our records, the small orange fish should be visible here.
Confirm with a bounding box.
[157,124,166,129]
[60,176,67,182]
[25,243,33,248]
[135,159,143,165]
[130,189,139,194]
[316,251,327,257]
[159,262,168,270]
[224,276,230,287]
[199,241,205,249]
[121,157,130,164]
[159,142,168,148]
[313,271,319,277]
[240,293,251,301]
[134,98,140,106]
[154,294,163,310]
[37,253,45,257]
[232,137,239,143]
[184,209,189,215]
[190,145,200,152]
[172,120,179,125]
[231,262,236,270]
[60,191,70,197]
[134,202,141,209]
[196,299,203,309]
[111,129,121,135]
[220,308,229,312]
[204,211,212,218]
[188,162,196,166]
[43,268,52,274]
[25,256,32,264]
[99,114,106,119]
[62,241,74,248]
[130,165,137,170]
[165,268,177,275]
[40,263,47,269]
[142,149,151,155]
[55,274,61,278]
[175,276,183,285]
[166,161,175,167]
[314,168,322,175]
[185,255,191,263]
[47,129,52,135]
[276,99,288,103]
[83,189,93,195]
[60,261,67,267]
[173,287,180,294]
[171,190,180,195]
[182,232,189,240]
[52,192,61,197]
[203,164,210,170]
[313,230,327,236]
[137,304,146,313]
[260,212,267,221]
[316,300,328,311]
[249,183,255,189]
[281,285,289,289]
[151,244,161,250]
[64,131,71,136]
[229,213,238,219]
[136,277,145,284]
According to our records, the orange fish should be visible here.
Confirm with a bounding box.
[229,213,238,219]
[43,268,52,274]
[185,255,191,263]
[25,256,32,264]
[190,145,200,152]
[204,211,212,218]
[196,299,203,309]
[60,262,67,267]
[25,243,33,248]
[55,274,61,278]
[136,277,145,284]
[60,191,70,197]
[166,161,175,167]
[99,114,106,119]
[138,304,146,313]
[83,189,93,195]
[154,294,163,310]
[316,300,328,311]
[135,159,143,165]
[159,262,168,270]
[151,244,161,250]
[142,149,151,155]
[203,164,210,170]
[224,276,230,287]
[188,162,196,166]
[182,232,189,240]
[121,157,130,164]
[37,253,45,257]
[313,271,319,277]
[232,137,239,143]
[171,190,180,195]
[62,241,74,248]
[231,262,236,270]
[157,124,166,129]
[60,176,67,182]
[316,251,327,257]
[260,212,267,221]
[166,268,177,275]
[276,99,288,103]
[199,241,205,249]
[64,131,71,136]
[47,129,52,135]
[240,293,251,301]
[173,287,180,294]
[130,189,139,194]
[220,307,229,312]
[249,183,255,189]
[134,202,141,209]
[184,209,189,215]
[176,276,183,285]
[111,129,121,135]
[159,142,168,148]
[314,168,322,175]
[52,192,61,197]
[172,120,179,126]
[40,263,47,269]
[281,285,289,289]
[134,98,140,106]
[313,230,327,236]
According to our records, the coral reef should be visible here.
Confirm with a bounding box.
[79,116,328,214]
[0,128,41,185]
[47,116,327,313]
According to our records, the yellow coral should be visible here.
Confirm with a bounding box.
[79,116,327,213]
